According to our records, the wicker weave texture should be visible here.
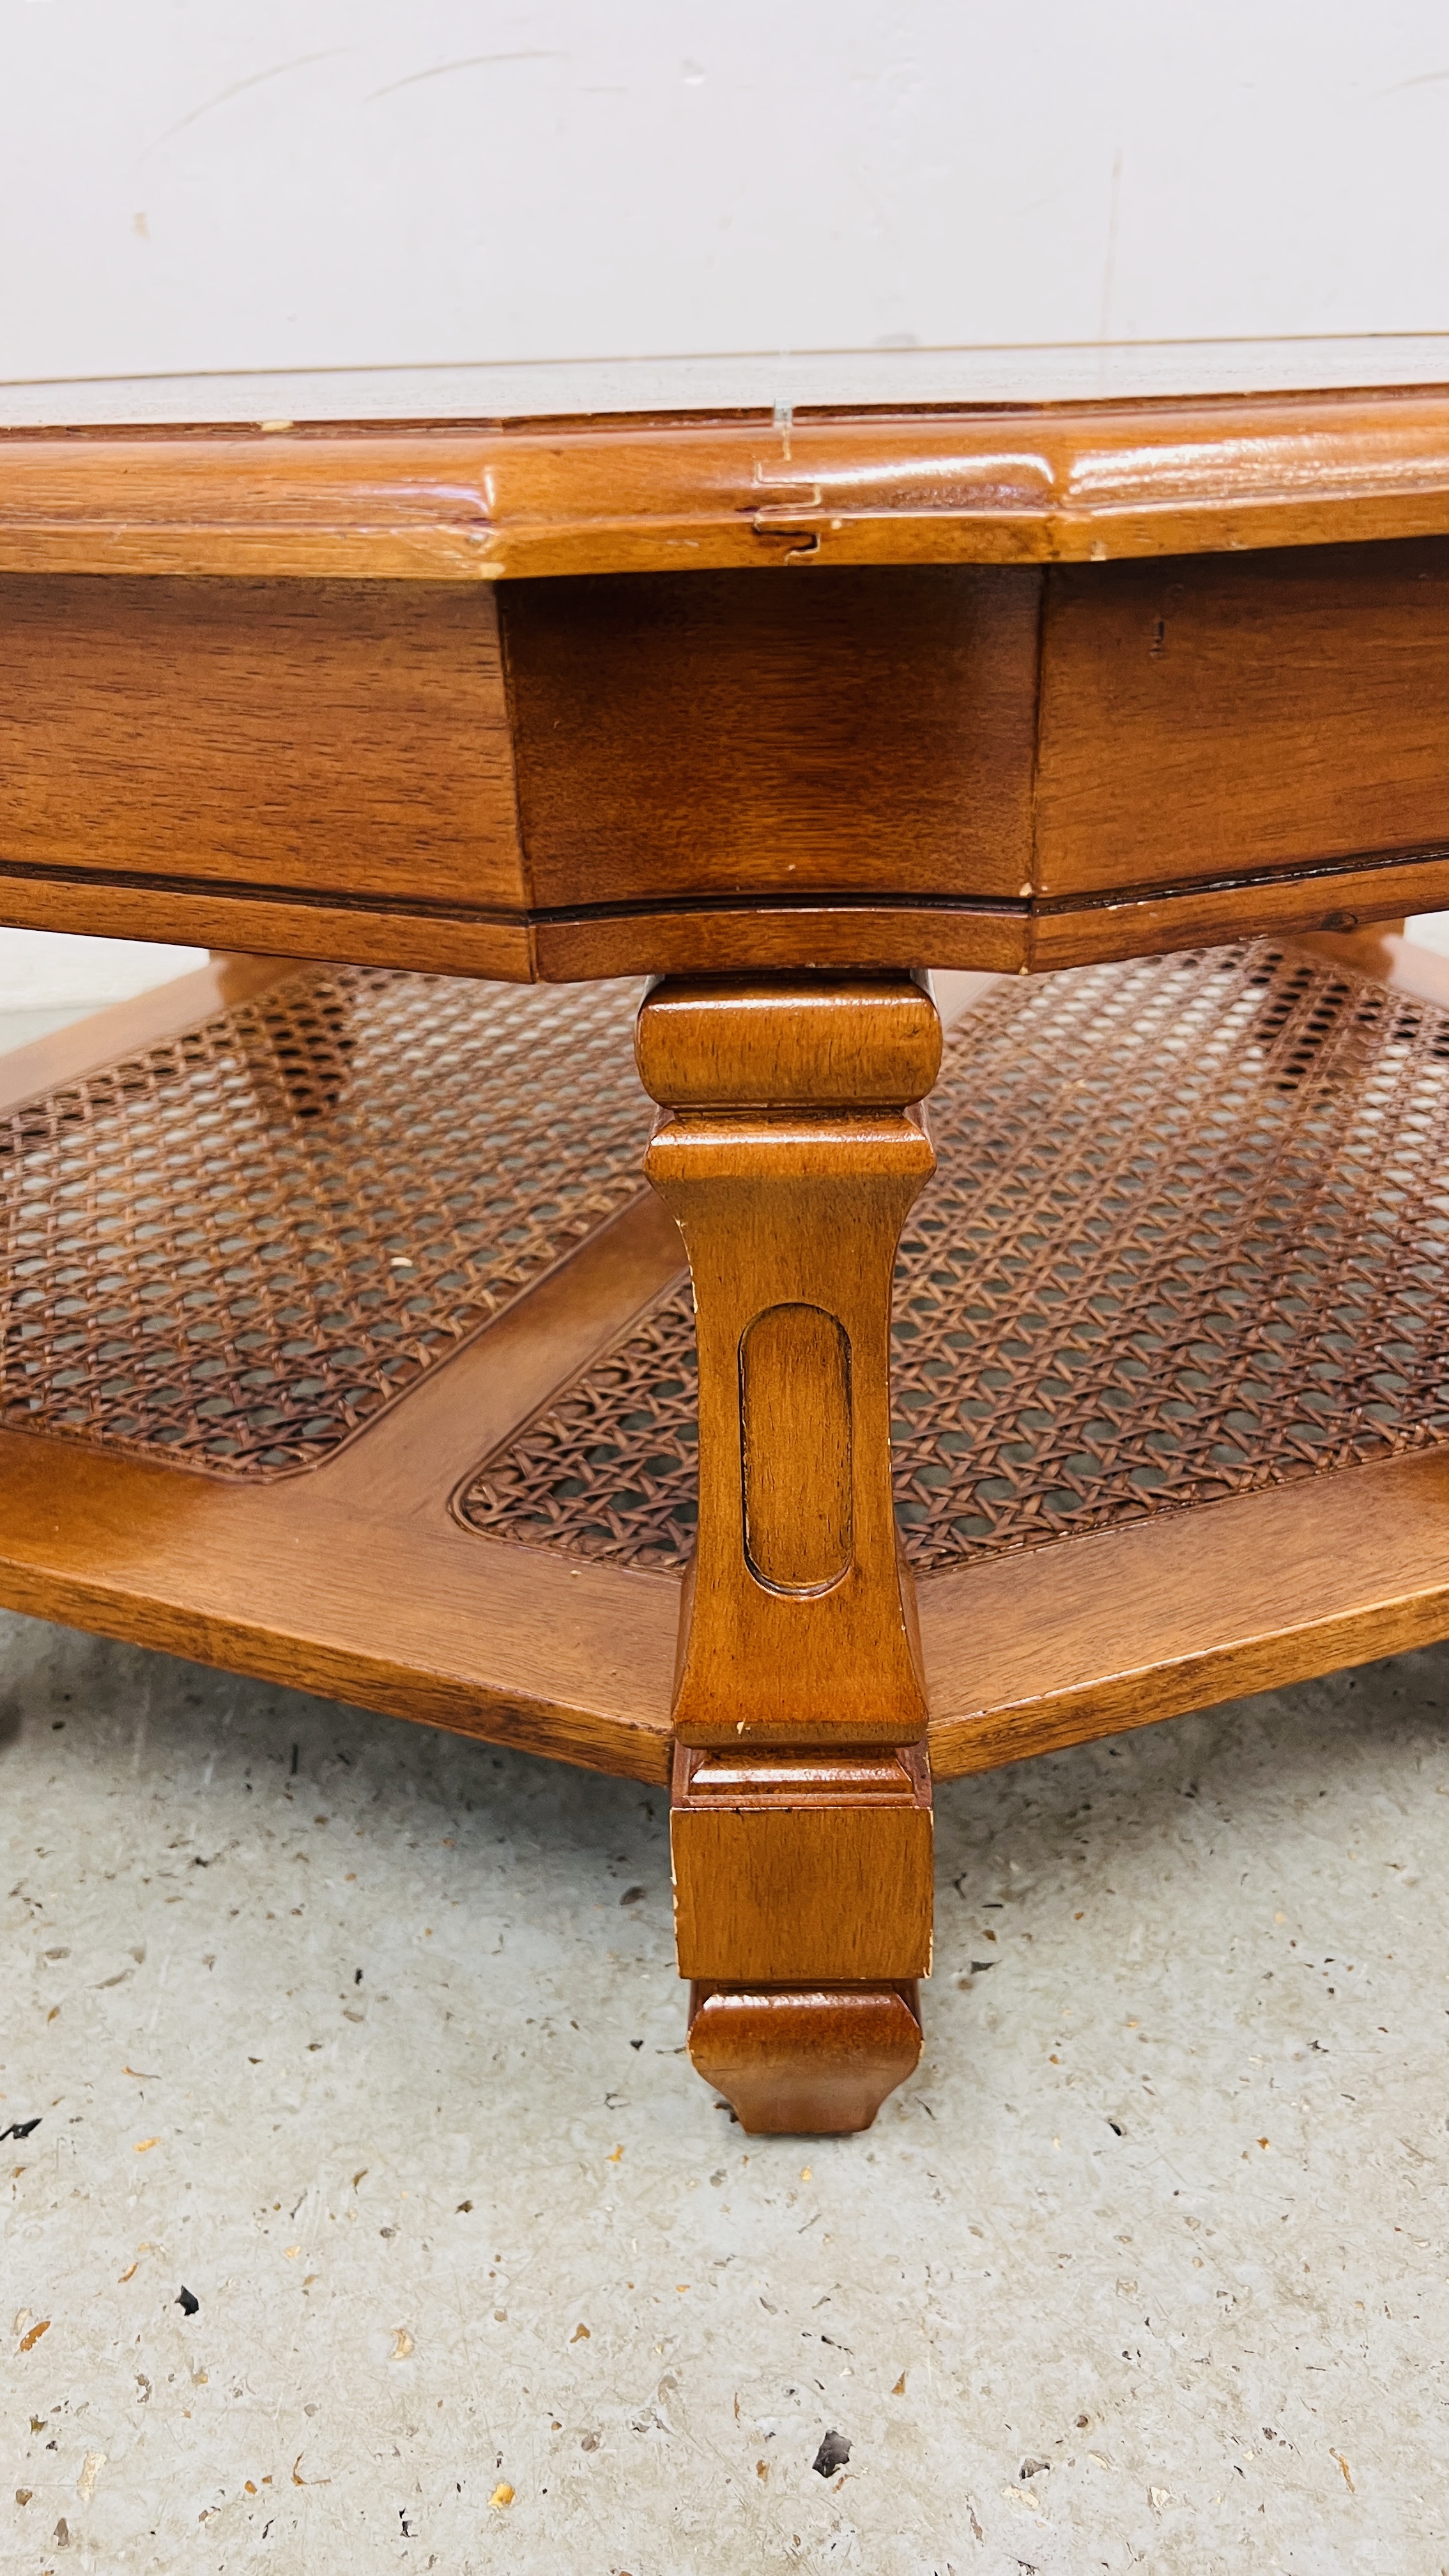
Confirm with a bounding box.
[459,941,1449,1573]
[1,969,648,1476]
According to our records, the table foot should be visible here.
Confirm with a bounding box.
[688,1984,923,2135]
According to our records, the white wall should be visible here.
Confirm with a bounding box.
[0,932,206,1011]
[6,0,1449,390]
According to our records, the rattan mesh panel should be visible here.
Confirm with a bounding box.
[2,969,648,1476]
[458,940,1449,1573]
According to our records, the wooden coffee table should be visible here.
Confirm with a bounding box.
[6,381,1449,2133]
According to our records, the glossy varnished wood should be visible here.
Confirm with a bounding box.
[9,388,1449,579]
[634,969,949,1108]
[686,1985,923,2136]
[13,385,1449,2135]
[1028,854,1449,971]
[14,1356,1449,1793]
[0,1407,677,1782]
[0,868,535,983]
[530,903,1031,983]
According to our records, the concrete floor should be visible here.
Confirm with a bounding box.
[4,1613,1449,2571]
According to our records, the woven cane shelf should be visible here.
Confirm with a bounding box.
[2,965,648,1476]
[459,938,1449,1572]
[5,937,1449,1789]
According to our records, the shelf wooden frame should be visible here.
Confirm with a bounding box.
[5,937,1449,1800]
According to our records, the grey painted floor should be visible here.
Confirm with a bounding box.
[4,1613,1449,2571]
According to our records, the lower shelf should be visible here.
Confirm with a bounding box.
[4,932,1449,1786]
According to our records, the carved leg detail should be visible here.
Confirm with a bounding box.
[636,972,941,2135]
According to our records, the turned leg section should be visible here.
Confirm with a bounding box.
[636,972,940,2135]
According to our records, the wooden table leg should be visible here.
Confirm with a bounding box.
[636,972,940,2134]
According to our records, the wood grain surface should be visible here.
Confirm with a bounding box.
[673,1797,932,1982]
[8,388,1449,578]
[671,1745,933,1982]
[3,526,1449,979]
[1036,540,1449,899]
[530,904,1031,983]
[11,1351,1449,1789]
[634,969,943,1107]
[1029,856,1449,971]
[0,575,524,907]
[642,970,944,2131]
[921,1446,1449,1782]
[503,567,1039,906]
[0,870,535,981]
